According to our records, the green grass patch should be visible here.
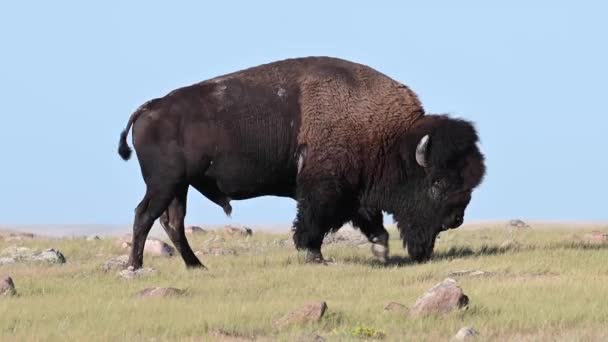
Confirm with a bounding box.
[1,226,607,341]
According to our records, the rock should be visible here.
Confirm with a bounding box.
[102,255,129,272]
[507,219,529,228]
[185,225,207,235]
[118,266,156,279]
[0,246,65,264]
[6,232,34,241]
[384,301,407,313]
[117,234,132,248]
[273,301,327,329]
[323,226,368,246]
[409,278,469,317]
[136,287,185,298]
[144,239,175,257]
[583,231,608,243]
[384,301,407,312]
[1,246,33,257]
[223,225,253,236]
[31,249,66,264]
[448,270,491,278]
[86,235,100,241]
[0,257,15,265]
[451,327,479,341]
[119,236,175,257]
[0,276,16,297]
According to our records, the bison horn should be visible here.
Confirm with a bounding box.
[415,135,430,167]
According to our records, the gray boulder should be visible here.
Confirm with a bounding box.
[409,278,469,317]
[102,255,129,272]
[273,301,327,329]
[0,246,65,264]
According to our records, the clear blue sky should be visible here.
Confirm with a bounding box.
[1,1,606,225]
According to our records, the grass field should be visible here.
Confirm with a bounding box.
[1,223,608,341]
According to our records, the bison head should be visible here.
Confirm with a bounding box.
[394,115,486,262]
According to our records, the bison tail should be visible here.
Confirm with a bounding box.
[118,129,132,160]
[118,103,148,161]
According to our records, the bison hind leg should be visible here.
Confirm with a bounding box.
[128,181,184,269]
[159,187,205,269]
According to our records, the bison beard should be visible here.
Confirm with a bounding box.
[117,56,486,269]
[401,225,438,262]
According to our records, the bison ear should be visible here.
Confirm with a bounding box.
[415,135,430,168]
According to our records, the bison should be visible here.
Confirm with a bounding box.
[118,56,485,269]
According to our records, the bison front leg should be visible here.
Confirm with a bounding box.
[351,208,390,263]
[159,187,205,269]
[292,180,351,264]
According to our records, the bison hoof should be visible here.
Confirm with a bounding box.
[371,243,389,263]
[304,250,325,264]
[185,262,207,270]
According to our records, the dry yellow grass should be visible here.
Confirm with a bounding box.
[1,222,608,341]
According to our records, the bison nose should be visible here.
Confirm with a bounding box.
[444,213,464,229]
[453,215,463,227]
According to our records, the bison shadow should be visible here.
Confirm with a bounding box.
[339,240,608,268]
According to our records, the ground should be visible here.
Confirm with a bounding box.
[1,222,607,341]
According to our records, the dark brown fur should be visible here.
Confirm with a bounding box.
[118,56,485,268]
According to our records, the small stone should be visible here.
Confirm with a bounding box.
[0,276,16,297]
[223,225,253,236]
[448,270,490,278]
[507,219,529,228]
[451,327,479,341]
[1,246,33,257]
[0,257,15,265]
[273,301,327,329]
[6,232,34,241]
[185,226,207,235]
[409,278,469,317]
[384,301,407,313]
[120,238,175,257]
[323,227,368,246]
[102,255,129,272]
[583,231,608,243]
[136,287,185,298]
[118,267,156,279]
[144,239,175,257]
